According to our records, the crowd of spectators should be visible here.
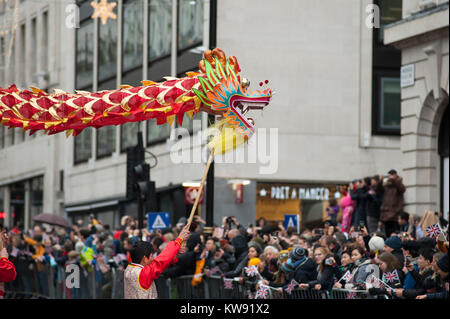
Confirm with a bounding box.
[0,170,449,299]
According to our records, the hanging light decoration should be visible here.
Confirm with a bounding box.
[91,0,117,25]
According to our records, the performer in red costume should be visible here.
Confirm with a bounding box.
[0,231,17,299]
[124,224,190,299]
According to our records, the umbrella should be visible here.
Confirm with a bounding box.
[33,213,71,228]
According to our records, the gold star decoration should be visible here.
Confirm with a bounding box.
[91,0,117,25]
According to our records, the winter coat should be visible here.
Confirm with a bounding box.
[348,257,377,289]
[366,187,382,218]
[307,256,342,291]
[350,186,369,225]
[380,177,406,222]
[224,256,248,278]
[391,249,405,268]
[230,235,248,269]
[402,268,435,299]
[340,195,354,233]
[285,257,318,284]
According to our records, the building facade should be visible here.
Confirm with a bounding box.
[3,0,443,232]
[384,0,449,218]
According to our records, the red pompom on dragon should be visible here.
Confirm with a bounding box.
[0,48,273,225]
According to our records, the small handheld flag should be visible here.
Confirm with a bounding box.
[223,278,233,290]
[284,279,299,295]
[426,224,442,239]
[255,285,269,299]
[244,265,259,277]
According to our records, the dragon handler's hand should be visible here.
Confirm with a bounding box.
[178,224,191,243]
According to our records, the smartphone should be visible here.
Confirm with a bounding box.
[406,256,411,266]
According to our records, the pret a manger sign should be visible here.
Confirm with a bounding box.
[269,185,330,201]
[257,182,341,223]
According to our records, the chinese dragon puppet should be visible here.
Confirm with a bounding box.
[0,48,272,154]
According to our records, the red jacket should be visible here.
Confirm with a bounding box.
[138,240,180,290]
[0,257,16,282]
[0,257,17,298]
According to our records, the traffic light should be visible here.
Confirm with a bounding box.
[133,162,150,198]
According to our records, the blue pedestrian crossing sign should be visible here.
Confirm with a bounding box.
[147,212,170,231]
[284,214,300,233]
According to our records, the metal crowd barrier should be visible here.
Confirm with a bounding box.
[4,261,371,300]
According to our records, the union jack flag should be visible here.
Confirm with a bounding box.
[347,292,357,299]
[342,270,352,283]
[244,265,259,277]
[223,278,233,290]
[284,279,298,295]
[382,270,399,284]
[366,274,383,288]
[426,224,442,239]
[255,285,269,299]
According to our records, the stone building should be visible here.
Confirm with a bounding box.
[384,0,449,217]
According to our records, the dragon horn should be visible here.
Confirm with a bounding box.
[198,76,213,93]
[204,59,219,85]
[214,57,226,79]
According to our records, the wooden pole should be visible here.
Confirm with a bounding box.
[187,147,215,226]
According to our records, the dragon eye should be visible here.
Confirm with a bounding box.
[241,78,250,88]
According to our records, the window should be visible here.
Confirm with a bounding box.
[0,36,5,85]
[74,127,92,164]
[123,0,144,71]
[372,0,402,135]
[379,77,401,130]
[98,12,117,82]
[76,19,94,89]
[42,11,48,73]
[97,126,116,158]
[147,118,170,146]
[178,0,203,50]
[149,0,172,61]
[30,17,37,84]
[120,122,139,152]
[15,128,24,144]
[19,24,25,87]
[177,0,204,75]
[0,126,4,149]
[30,176,43,222]
[10,181,25,227]
[378,0,402,42]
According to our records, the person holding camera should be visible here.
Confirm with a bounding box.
[350,178,369,228]
[393,247,435,299]
[380,169,406,237]
[299,246,341,291]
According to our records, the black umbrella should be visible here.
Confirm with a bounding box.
[33,213,71,228]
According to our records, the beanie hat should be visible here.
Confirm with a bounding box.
[251,236,265,249]
[368,236,385,253]
[248,257,261,267]
[290,247,306,261]
[384,236,401,250]
[437,253,449,273]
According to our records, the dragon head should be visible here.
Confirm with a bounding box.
[192,48,272,140]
